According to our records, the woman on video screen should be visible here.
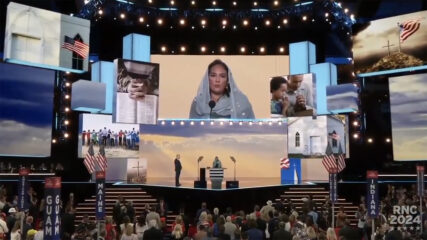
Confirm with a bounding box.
[189,59,255,119]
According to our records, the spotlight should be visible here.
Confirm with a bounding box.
[171,121,175,125]
[191,0,195,5]
[353,133,359,139]
[65,82,71,87]
[353,121,358,126]
[170,0,175,5]
[212,1,216,5]
[66,71,70,74]
[64,120,69,125]
[179,19,185,25]
[274,0,279,6]
[229,121,233,125]
[52,139,57,143]
[65,94,70,99]
[278,122,282,125]
[302,16,307,21]
[254,26,258,30]
[325,12,329,17]
[233,1,237,6]
[240,47,246,53]
[180,46,186,52]
[386,138,391,143]
[239,121,243,126]
[367,138,373,143]
[161,121,166,125]
[64,133,69,138]
[200,46,206,52]
[220,46,226,52]
[279,47,285,53]
[180,121,184,125]
[200,121,205,125]
[220,121,224,125]
[157,19,163,25]
[259,47,265,53]
[253,1,258,6]
[243,20,249,26]
[268,121,272,126]
[283,19,288,24]
[210,121,214,125]
[161,46,167,52]
[98,9,103,15]
[65,107,70,112]
[222,19,227,26]
[249,121,253,126]
[258,122,263,125]
[139,17,144,23]
[350,14,355,20]
[233,25,237,29]
[265,20,271,26]
[190,121,194,125]
[344,8,349,13]
[201,19,207,26]
[120,13,125,19]
[148,0,153,3]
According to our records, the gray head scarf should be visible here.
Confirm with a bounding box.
[189,62,255,119]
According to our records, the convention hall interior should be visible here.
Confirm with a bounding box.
[0,0,427,239]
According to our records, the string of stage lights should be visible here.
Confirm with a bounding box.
[78,0,356,32]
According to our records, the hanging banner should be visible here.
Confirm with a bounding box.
[417,166,424,197]
[329,168,337,203]
[44,177,61,240]
[18,168,30,211]
[366,170,379,217]
[95,171,106,220]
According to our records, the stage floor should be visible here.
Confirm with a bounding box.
[118,177,312,190]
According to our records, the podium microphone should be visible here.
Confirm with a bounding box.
[208,100,216,118]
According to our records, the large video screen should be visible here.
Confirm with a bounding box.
[138,120,287,188]
[78,114,140,158]
[389,73,427,161]
[353,10,427,74]
[287,115,348,158]
[0,63,54,157]
[151,55,289,119]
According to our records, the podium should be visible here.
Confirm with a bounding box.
[209,168,225,189]
[194,168,207,189]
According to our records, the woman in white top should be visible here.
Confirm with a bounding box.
[135,215,148,240]
[10,222,21,240]
[120,225,138,240]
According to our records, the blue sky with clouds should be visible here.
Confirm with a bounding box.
[0,63,54,156]
[389,73,427,160]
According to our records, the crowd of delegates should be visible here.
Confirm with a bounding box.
[0,183,426,240]
[0,162,64,174]
[82,128,139,150]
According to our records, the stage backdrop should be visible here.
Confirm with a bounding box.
[0,62,54,157]
[389,73,427,161]
[139,120,287,188]
[353,10,427,74]
[151,55,289,119]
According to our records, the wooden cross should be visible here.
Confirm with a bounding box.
[382,40,395,56]
[132,161,144,177]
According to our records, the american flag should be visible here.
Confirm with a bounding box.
[280,157,290,169]
[330,132,340,140]
[322,154,337,173]
[61,35,89,58]
[83,144,96,174]
[400,19,421,43]
[337,154,346,172]
[95,145,108,172]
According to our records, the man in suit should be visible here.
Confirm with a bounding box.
[143,219,163,240]
[174,154,182,187]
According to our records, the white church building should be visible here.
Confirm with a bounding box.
[288,115,346,157]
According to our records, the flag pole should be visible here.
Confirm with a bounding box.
[397,22,401,52]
